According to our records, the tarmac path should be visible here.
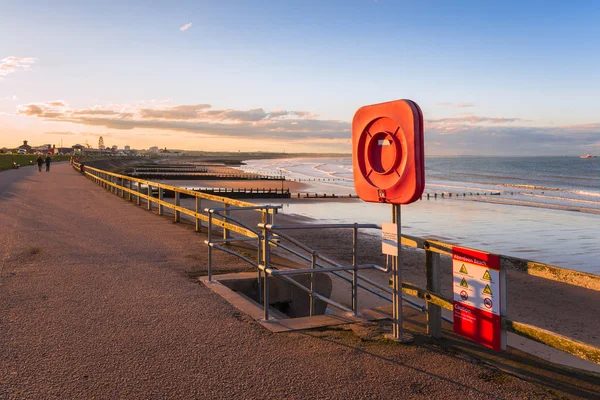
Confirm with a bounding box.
[0,163,596,399]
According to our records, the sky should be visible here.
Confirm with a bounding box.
[1,0,599,155]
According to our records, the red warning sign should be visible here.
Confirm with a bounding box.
[452,246,505,351]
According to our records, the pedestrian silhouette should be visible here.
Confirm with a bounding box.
[36,155,43,172]
[45,155,52,172]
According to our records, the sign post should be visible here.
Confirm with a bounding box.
[353,99,425,342]
[452,246,506,350]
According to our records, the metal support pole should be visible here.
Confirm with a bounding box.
[263,272,270,321]
[500,265,507,350]
[223,203,230,239]
[426,250,442,338]
[158,188,163,216]
[352,223,358,315]
[120,178,124,198]
[390,204,413,342]
[310,251,316,317]
[174,192,180,222]
[207,213,213,281]
[195,197,201,232]
[136,183,141,206]
[257,235,263,303]
[147,185,152,211]
[127,179,131,201]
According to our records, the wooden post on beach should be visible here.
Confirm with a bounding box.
[426,250,442,338]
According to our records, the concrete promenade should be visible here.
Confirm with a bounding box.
[0,164,597,399]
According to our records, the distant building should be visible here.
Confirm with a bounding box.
[56,147,73,155]
[124,145,131,151]
[148,146,159,154]
[72,144,86,154]
[111,145,118,151]
[18,140,32,153]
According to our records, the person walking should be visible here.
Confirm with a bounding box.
[36,155,44,172]
[45,154,52,172]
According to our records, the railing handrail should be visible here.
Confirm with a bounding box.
[260,222,598,291]
[81,164,276,214]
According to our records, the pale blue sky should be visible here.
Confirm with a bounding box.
[1,0,599,154]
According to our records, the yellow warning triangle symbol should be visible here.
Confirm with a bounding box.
[483,284,493,295]
[459,264,468,274]
[460,278,468,288]
[482,270,492,281]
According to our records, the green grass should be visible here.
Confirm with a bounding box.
[0,154,72,171]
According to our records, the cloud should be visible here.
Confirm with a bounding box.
[424,119,600,155]
[436,102,475,108]
[180,22,192,32]
[427,116,522,125]
[0,56,36,78]
[16,100,599,154]
[15,101,350,140]
[71,109,123,116]
[18,104,44,116]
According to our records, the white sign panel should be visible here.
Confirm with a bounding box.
[452,251,501,316]
[382,222,398,256]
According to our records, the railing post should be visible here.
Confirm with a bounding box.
[127,179,132,201]
[257,233,263,303]
[195,197,201,232]
[147,184,152,211]
[207,212,213,281]
[426,249,442,338]
[136,183,141,206]
[158,187,163,216]
[263,272,270,321]
[223,203,230,239]
[174,192,180,222]
[352,223,358,315]
[310,251,316,317]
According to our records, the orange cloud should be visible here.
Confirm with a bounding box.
[0,56,36,78]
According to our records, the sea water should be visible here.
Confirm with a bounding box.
[235,157,600,273]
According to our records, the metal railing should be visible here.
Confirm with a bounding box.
[258,223,388,321]
[71,161,600,365]
[72,160,276,237]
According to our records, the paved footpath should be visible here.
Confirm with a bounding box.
[0,164,596,399]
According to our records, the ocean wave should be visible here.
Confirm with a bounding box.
[496,183,562,191]
[572,190,600,198]
[520,193,600,206]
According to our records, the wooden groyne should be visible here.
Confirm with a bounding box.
[127,172,286,180]
[159,187,291,199]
